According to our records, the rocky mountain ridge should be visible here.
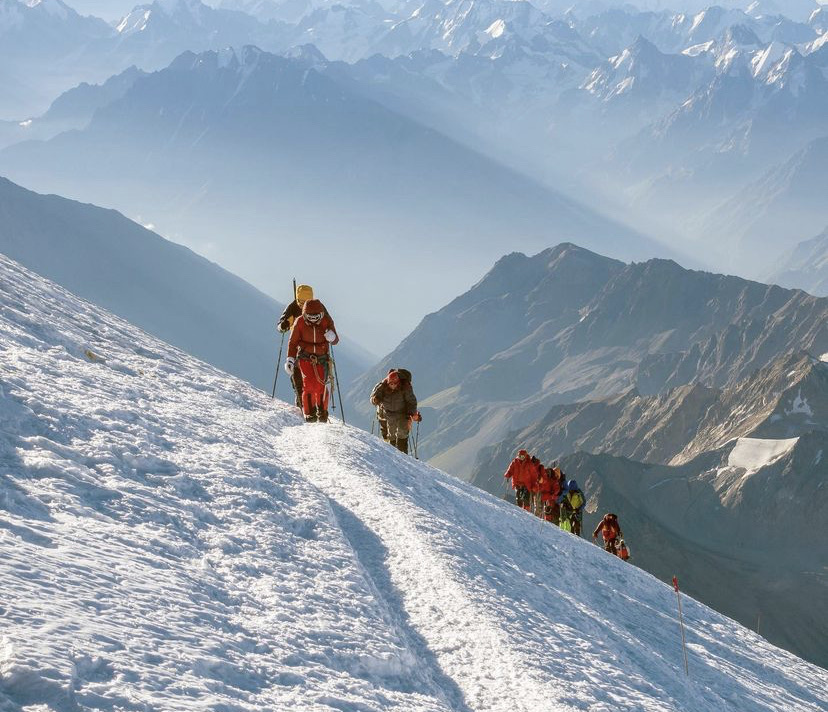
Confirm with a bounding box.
[471,349,828,481]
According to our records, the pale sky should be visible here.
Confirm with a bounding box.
[62,0,828,22]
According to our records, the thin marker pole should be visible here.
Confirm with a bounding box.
[673,576,689,676]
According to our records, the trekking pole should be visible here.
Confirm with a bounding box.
[371,415,376,436]
[271,277,297,398]
[271,330,286,398]
[330,345,345,425]
[413,419,420,459]
[328,368,337,413]
[672,576,690,676]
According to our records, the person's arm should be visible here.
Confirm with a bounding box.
[404,387,418,415]
[287,319,302,359]
[323,314,339,346]
[370,382,385,405]
[504,461,515,479]
[277,301,299,332]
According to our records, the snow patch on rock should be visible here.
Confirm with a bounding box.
[727,436,799,471]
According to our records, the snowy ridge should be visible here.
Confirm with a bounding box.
[2,256,828,708]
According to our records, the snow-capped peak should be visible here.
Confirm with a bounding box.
[116,0,209,33]
[116,7,152,33]
[485,18,506,39]
[24,0,69,18]
[751,40,796,81]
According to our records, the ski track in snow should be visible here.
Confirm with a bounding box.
[0,252,827,711]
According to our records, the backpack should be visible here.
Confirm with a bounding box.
[568,490,584,510]
[617,540,630,561]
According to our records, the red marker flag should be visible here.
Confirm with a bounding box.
[672,576,679,592]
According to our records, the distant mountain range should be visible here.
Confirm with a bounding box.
[0,175,372,396]
[4,0,828,285]
[0,65,146,150]
[0,45,668,352]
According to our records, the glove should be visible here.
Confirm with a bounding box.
[324,329,337,343]
[410,411,422,422]
[277,319,290,333]
[284,357,295,375]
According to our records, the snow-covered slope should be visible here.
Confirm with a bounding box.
[3,254,828,706]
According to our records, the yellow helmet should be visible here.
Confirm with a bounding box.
[295,284,313,303]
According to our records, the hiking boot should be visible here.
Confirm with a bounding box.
[317,409,329,423]
[304,413,317,423]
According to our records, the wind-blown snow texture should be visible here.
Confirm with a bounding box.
[1,251,826,710]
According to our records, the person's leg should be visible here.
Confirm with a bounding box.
[301,391,316,421]
[292,367,303,408]
[316,362,329,422]
[550,502,560,525]
[298,360,323,421]
[517,487,530,510]
[387,416,409,454]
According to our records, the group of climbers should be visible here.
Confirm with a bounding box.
[277,284,628,560]
[503,450,630,560]
[503,451,586,533]
[277,284,421,455]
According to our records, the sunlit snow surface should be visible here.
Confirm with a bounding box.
[1,252,827,711]
[727,437,800,472]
